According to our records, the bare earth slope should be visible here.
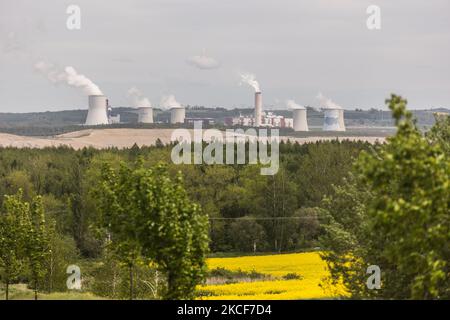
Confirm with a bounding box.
[0,129,386,149]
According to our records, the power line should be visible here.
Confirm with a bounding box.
[209,216,324,221]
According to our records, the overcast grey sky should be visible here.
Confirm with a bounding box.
[1,0,449,112]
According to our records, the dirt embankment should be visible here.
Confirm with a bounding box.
[0,128,386,149]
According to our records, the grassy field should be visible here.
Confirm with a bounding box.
[0,284,103,300]
[1,252,346,300]
[199,252,347,300]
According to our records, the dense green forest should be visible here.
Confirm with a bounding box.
[0,139,369,255]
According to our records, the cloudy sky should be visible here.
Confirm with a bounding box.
[1,0,449,112]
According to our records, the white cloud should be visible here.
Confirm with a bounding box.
[186,53,220,70]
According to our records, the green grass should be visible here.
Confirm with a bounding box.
[0,284,105,300]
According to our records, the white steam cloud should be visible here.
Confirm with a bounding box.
[240,73,260,92]
[286,99,305,110]
[186,52,220,70]
[127,87,152,108]
[34,61,103,96]
[160,94,182,109]
[316,92,342,110]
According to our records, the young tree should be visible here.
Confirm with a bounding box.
[427,113,450,155]
[94,161,144,300]
[0,191,28,300]
[95,161,210,300]
[321,94,450,299]
[23,196,52,300]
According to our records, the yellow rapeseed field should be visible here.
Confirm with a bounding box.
[198,252,347,300]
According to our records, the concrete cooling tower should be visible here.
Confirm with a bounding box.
[138,107,153,123]
[255,92,262,127]
[170,106,185,124]
[292,108,309,131]
[85,95,109,125]
[323,109,346,131]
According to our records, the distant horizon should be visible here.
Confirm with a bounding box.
[1,1,449,112]
[1,104,449,115]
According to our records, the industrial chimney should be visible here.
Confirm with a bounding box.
[292,108,309,131]
[138,107,154,123]
[323,109,345,131]
[255,92,262,127]
[170,106,185,124]
[338,109,346,131]
[85,95,109,125]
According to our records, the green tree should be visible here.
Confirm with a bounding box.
[229,217,267,252]
[95,161,210,300]
[321,94,450,299]
[427,113,450,155]
[23,196,52,300]
[0,191,28,300]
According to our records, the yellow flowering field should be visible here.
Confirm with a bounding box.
[198,252,347,300]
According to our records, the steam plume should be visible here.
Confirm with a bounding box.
[240,73,260,92]
[160,94,182,109]
[34,61,102,95]
[286,99,305,110]
[127,87,152,108]
[316,92,342,110]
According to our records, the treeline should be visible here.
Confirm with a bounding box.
[0,139,371,255]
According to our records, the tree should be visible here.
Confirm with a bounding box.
[95,160,210,300]
[321,94,450,299]
[427,113,450,155]
[93,162,142,300]
[229,218,267,252]
[23,196,52,300]
[0,191,28,300]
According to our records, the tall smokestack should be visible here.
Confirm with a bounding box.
[255,92,262,127]
[85,95,109,125]
[338,109,346,131]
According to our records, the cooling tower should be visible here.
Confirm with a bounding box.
[170,106,185,124]
[85,95,109,125]
[292,108,309,131]
[255,92,262,127]
[323,109,345,131]
[138,107,154,123]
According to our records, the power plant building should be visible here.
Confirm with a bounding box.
[225,112,293,128]
[323,109,346,131]
[170,106,185,124]
[292,108,309,131]
[85,95,109,125]
[137,107,154,123]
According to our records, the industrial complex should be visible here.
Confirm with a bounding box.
[84,90,347,132]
